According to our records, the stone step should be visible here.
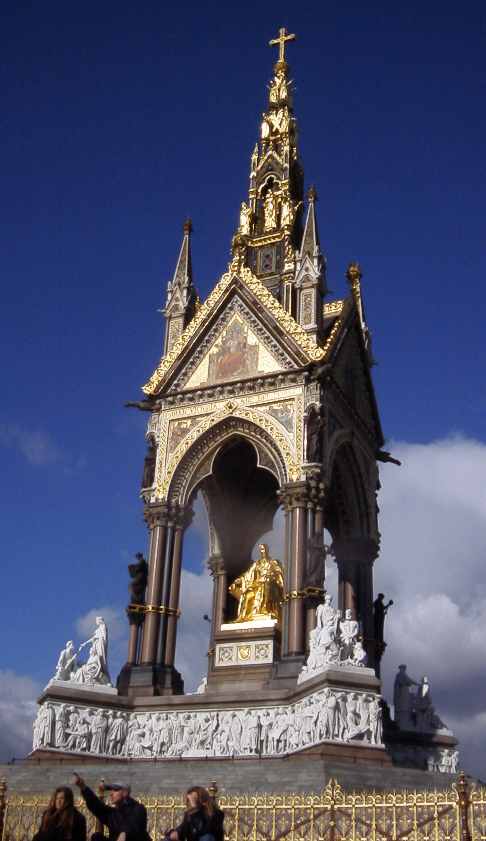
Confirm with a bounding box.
[0,757,459,796]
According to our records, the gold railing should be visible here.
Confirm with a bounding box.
[1,774,485,841]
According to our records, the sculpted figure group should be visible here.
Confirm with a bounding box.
[33,684,383,760]
[52,617,111,687]
[298,595,367,684]
[393,665,447,733]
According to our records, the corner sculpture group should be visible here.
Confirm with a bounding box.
[54,616,111,687]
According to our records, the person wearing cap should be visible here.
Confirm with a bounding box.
[72,774,151,841]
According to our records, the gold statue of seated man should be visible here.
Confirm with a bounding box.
[229,543,284,622]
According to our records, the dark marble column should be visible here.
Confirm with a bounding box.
[126,612,144,664]
[140,505,168,664]
[163,511,188,668]
[280,506,291,656]
[332,536,379,656]
[284,482,309,657]
[208,554,227,637]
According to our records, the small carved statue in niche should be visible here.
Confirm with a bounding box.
[239,201,252,236]
[263,189,278,231]
[128,552,149,605]
[229,543,284,622]
[306,406,324,462]
[141,443,156,489]
[280,194,294,227]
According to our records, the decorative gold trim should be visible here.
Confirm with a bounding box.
[127,603,147,614]
[323,299,344,315]
[144,604,181,617]
[282,586,324,603]
[143,266,344,396]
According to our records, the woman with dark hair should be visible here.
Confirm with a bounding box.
[168,786,224,841]
[33,786,87,841]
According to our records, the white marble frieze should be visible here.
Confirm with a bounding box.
[33,684,383,760]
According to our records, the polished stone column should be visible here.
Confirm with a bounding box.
[284,483,309,657]
[126,611,144,664]
[163,513,187,668]
[156,518,175,664]
[280,506,291,655]
[333,536,378,649]
[140,505,169,664]
[208,554,227,637]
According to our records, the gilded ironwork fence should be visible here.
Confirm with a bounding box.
[1,773,485,841]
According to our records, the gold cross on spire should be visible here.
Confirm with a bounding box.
[269,27,296,63]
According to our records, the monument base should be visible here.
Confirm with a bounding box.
[116,663,184,697]
[33,666,386,763]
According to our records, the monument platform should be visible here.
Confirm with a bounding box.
[0,756,462,796]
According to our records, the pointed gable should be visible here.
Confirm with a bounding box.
[143,265,345,395]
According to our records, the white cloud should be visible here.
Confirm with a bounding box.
[376,435,486,778]
[175,568,213,692]
[0,423,61,466]
[0,670,41,761]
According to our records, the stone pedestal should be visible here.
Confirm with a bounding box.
[209,619,280,692]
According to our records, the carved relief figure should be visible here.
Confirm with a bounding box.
[229,543,284,622]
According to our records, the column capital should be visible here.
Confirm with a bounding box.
[144,502,169,530]
[278,481,310,510]
[279,478,327,510]
[332,536,379,564]
[207,554,225,577]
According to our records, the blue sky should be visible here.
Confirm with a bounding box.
[1,1,485,767]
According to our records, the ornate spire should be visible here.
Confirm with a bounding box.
[162,220,197,355]
[232,27,303,303]
[300,186,320,260]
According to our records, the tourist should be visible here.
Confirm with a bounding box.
[32,786,87,841]
[167,786,224,841]
[72,774,151,841]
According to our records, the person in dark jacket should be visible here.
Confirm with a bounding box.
[73,774,151,841]
[168,787,224,841]
[33,786,87,841]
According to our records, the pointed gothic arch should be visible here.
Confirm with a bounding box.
[166,412,292,507]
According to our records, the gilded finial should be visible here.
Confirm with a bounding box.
[269,27,296,67]
[346,262,362,286]
[307,185,318,203]
[183,218,193,235]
